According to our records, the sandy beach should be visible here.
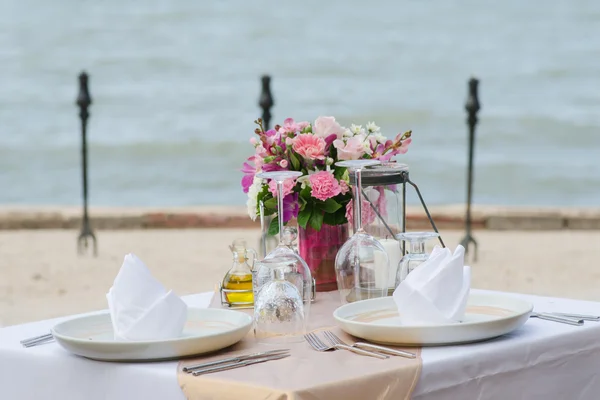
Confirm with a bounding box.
[2,228,600,327]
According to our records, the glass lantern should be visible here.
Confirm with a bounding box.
[349,162,408,295]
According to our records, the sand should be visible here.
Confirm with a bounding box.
[2,228,600,327]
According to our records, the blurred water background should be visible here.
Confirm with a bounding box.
[1,0,599,207]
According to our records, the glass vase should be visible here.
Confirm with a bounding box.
[298,223,349,292]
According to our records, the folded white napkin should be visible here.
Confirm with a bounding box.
[106,253,188,341]
[392,245,470,325]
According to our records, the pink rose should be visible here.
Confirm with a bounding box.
[292,134,326,160]
[309,171,341,201]
[345,198,376,227]
[269,178,295,197]
[279,159,288,168]
[333,136,366,160]
[313,116,344,140]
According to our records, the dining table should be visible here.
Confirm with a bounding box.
[2,289,600,399]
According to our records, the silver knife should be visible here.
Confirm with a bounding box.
[531,312,584,326]
[192,353,290,376]
[550,312,600,321]
[183,349,289,372]
[354,342,416,359]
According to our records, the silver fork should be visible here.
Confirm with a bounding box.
[323,330,416,359]
[304,332,388,359]
[20,333,54,348]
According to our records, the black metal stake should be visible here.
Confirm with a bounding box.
[460,77,480,260]
[259,75,274,130]
[258,75,275,256]
[76,71,97,256]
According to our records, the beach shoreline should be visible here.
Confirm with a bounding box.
[0,204,599,231]
[2,227,600,328]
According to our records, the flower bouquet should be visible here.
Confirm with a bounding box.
[242,116,412,290]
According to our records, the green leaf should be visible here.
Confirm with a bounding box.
[298,207,312,229]
[263,197,278,210]
[290,153,301,170]
[299,185,312,204]
[262,207,275,217]
[309,210,324,231]
[319,198,342,213]
[268,215,280,236]
[298,194,307,210]
[335,207,348,225]
[323,211,336,226]
[333,166,346,180]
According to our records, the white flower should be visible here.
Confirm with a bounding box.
[246,176,263,220]
[297,174,311,189]
[366,121,380,133]
[325,157,334,166]
[362,140,373,155]
[374,133,386,144]
[342,128,353,138]
[350,124,365,135]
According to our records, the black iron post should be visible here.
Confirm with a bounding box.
[76,71,97,256]
[460,77,480,260]
[259,75,274,130]
[258,75,276,256]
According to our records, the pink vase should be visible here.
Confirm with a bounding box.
[298,223,349,292]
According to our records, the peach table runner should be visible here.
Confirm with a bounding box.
[177,291,422,400]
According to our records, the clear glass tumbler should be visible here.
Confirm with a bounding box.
[253,255,312,343]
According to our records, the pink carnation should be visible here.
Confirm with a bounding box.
[345,198,376,227]
[292,134,326,160]
[309,171,341,201]
[339,180,350,195]
[268,178,295,197]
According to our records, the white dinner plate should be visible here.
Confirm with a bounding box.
[333,292,533,346]
[52,307,252,361]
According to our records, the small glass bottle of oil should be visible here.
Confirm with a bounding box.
[221,239,256,308]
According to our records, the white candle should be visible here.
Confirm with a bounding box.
[374,239,403,289]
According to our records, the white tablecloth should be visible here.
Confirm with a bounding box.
[2,290,600,399]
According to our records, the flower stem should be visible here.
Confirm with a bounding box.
[353,167,363,233]
[277,179,285,243]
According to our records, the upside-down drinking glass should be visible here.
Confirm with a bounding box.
[253,254,311,343]
[395,232,439,286]
[334,160,390,304]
